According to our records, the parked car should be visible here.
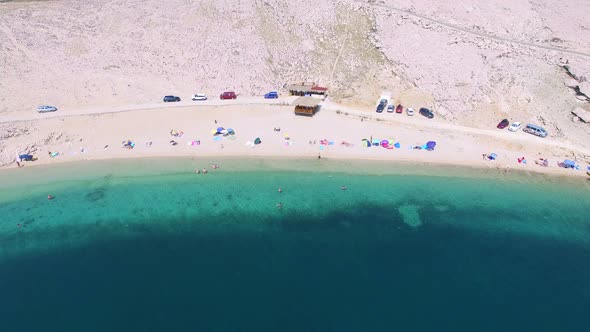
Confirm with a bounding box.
[497,119,509,129]
[220,91,237,99]
[406,107,414,116]
[395,104,403,114]
[191,93,207,101]
[376,99,387,113]
[387,105,394,113]
[264,91,279,99]
[419,107,434,119]
[37,105,58,113]
[163,95,181,102]
[508,122,522,132]
[523,123,548,138]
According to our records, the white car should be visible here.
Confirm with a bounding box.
[406,107,414,116]
[191,93,207,101]
[37,105,58,113]
[508,122,522,132]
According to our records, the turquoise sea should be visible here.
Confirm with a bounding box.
[1,157,589,332]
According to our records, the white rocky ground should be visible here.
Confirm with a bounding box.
[1,0,590,155]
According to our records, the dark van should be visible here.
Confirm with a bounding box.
[419,108,434,119]
[163,95,181,102]
[523,124,548,138]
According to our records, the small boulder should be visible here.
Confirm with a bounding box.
[564,78,579,89]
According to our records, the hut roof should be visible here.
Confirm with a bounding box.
[287,82,328,92]
[294,96,320,108]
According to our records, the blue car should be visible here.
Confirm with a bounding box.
[264,91,279,99]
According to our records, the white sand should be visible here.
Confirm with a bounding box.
[1,99,589,178]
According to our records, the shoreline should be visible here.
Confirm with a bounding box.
[1,155,589,190]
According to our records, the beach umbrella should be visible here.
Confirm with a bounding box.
[213,136,222,141]
[426,141,437,151]
[227,128,235,134]
[372,139,380,146]
[254,137,261,145]
[217,127,224,132]
[489,153,497,160]
[210,129,217,135]
[394,142,401,149]
[380,139,388,148]
[564,159,576,168]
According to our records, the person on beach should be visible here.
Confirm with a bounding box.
[16,161,22,168]
[482,154,487,160]
[318,153,321,159]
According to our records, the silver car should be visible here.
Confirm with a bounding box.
[37,105,58,113]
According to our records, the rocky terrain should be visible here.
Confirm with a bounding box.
[1,0,590,146]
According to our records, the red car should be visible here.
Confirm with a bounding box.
[497,119,509,129]
[395,104,403,114]
[220,91,237,100]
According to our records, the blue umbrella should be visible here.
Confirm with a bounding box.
[489,153,497,160]
[564,159,576,168]
[394,142,401,148]
[217,127,224,132]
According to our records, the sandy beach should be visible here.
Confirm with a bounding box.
[2,97,589,178]
[1,0,590,177]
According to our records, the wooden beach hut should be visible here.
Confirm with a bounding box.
[293,96,320,116]
[287,82,328,96]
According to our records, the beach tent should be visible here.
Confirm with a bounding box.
[489,153,498,160]
[564,159,576,168]
[361,139,370,147]
[254,137,262,145]
[426,141,437,151]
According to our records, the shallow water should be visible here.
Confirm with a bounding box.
[1,158,589,331]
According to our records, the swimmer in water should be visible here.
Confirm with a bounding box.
[277,202,283,209]
[278,188,282,193]
[48,195,54,200]
[341,186,347,191]
[195,169,200,174]
[202,168,208,174]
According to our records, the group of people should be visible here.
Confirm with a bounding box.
[194,163,220,174]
